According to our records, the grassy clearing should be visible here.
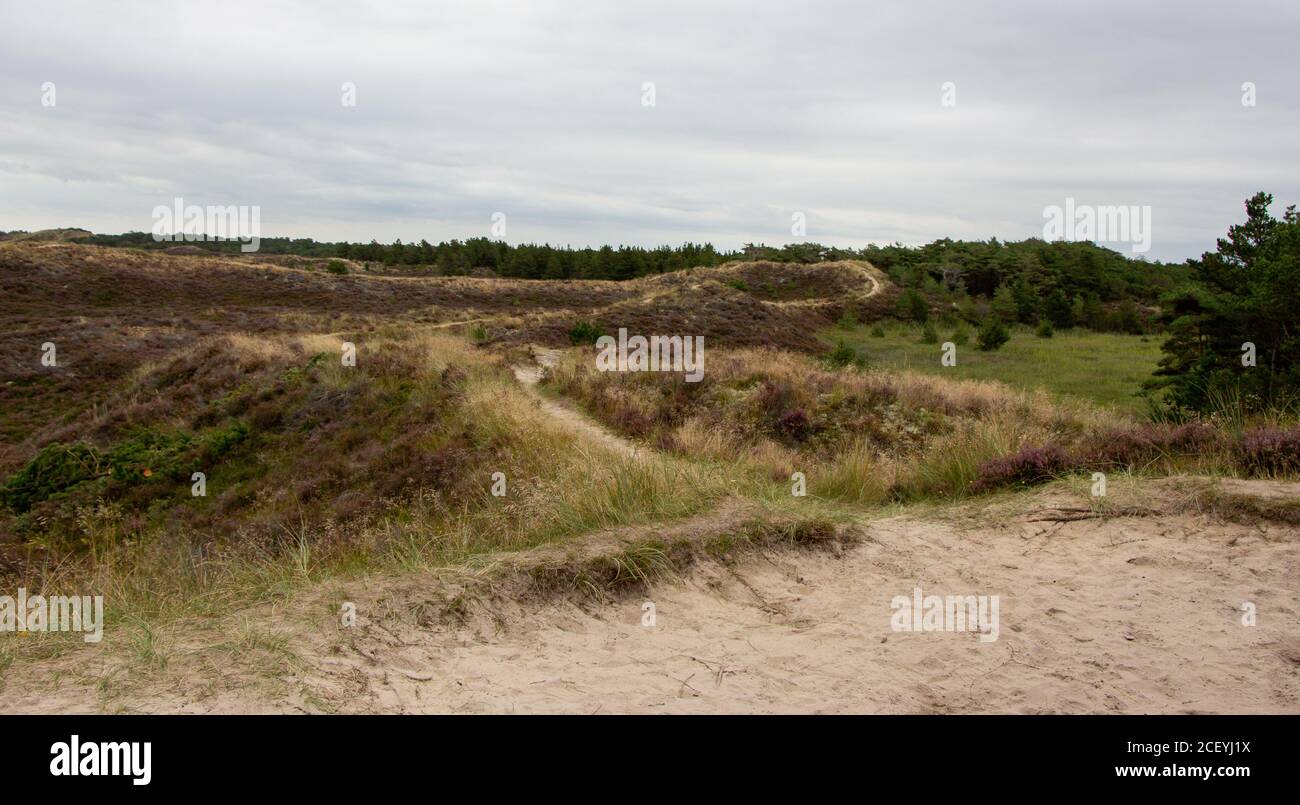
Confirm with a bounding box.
[825,321,1163,415]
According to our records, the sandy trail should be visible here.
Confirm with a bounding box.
[512,345,643,460]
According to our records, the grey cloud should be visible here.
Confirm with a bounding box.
[1,0,1297,259]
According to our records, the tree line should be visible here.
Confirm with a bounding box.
[76,230,1179,318]
[57,195,1300,414]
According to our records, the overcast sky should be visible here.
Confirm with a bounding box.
[1,0,1296,261]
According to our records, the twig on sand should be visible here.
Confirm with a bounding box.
[1025,506,1155,523]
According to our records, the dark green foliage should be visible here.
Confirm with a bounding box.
[899,288,929,322]
[76,232,730,281]
[1035,319,1055,338]
[568,320,605,345]
[1043,289,1074,329]
[825,340,867,369]
[990,284,1018,323]
[76,232,1184,323]
[0,423,252,516]
[861,238,1183,326]
[1148,192,1300,415]
[976,318,1010,351]
[103,428,197,483]
[920,321,939,344]
[201,421,250,462]
[0,442,101,513]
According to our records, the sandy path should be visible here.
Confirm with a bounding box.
[511,346,643,460]
[769,260,885,311]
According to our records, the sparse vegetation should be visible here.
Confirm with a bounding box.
[2,234,1297,708]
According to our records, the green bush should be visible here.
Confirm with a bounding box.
[977,318,1010,352]
[104,428,197,483]
[326,260,349,274]
[1035,319,1055,338]
[870,324,886,338]
[899,288,929,322]
[0,442,102,514]
[826,339,868,370]
[202,421,250,462]
[920,321,939,344]
[568,320,605,345]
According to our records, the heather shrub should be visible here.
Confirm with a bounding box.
[970,443,1071,493]
[1241,426,1300,475]
[776,408,812,444]
[1079,421,1217,469]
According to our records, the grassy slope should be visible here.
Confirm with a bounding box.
[3,246,1293,692]
[825,321,1163,415]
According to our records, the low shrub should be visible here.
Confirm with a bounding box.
[1241,427,1300,475]
[976,319,1010,351]
[826,339,866,369]
[568,320,604,345]
[0,442,102,514]
[776,408,812,443]
[970,443,1071,493]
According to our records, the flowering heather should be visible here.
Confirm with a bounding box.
[1079,421,1218,469]
[1241,427,1300,475]
[971,443,1072,493]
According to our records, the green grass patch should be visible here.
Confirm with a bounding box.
[825,321,1162,415]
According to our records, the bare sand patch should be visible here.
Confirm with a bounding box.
[3,478,1295,714]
